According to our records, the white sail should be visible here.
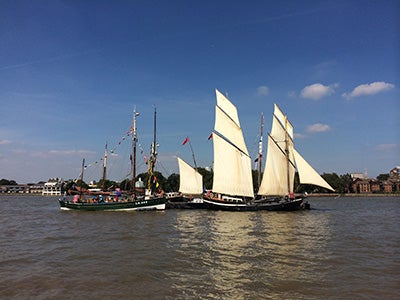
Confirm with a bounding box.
[177,157,203,195]
[258,103,332,196]
[293,148,335,191]
[212,133,254,198]
[273,103,294,139]
[216,89,241,127]
[215,105,249,156]
[258,135,295,196]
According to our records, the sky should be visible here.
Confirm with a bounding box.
[0,0,399,184]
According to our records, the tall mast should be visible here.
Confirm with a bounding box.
[147,106,157,192]
[284,116,291,195]
[102,143,107,191]
[80,158,85,201]
[131,108,139,192]
[257,112,264,188]
[188,138,198,170]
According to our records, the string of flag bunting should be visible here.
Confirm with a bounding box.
[75,128,148,180]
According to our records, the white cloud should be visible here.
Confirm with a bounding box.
[47,150,96,156]
[288,91,297,98]
[257,86,269,96]
[294,133,307,139]
[375,144,399,151]
[307,123,331,133]
[0,140,12,145]
[342,81,394,99]
[300,83,336,100]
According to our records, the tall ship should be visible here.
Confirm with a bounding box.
[58,107,166,211]
[203,89,334,211]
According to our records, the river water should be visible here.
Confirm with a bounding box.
[0,196,399,299]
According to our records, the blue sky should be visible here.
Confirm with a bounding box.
[0,0,399,184]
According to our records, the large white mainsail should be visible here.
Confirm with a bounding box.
[212,89,254,198]
[177,157,203,195]
[258,104,334,196]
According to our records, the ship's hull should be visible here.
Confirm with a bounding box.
[202,197,309,211]
[58,197,166,211]
[166,197,207,209]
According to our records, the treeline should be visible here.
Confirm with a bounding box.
[63,169,355,194]
[0,179,18,185]
[1,171,388,195]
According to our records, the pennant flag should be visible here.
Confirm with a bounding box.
[182,137,189,145]
[208,133,213,140]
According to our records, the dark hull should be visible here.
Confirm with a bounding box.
[202,197,309,211]
[58,197,166,211]
[166,197,207,209]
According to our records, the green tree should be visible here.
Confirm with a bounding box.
[120,178,133,191]
[197,167,213,190]
[97,179,117,191]
[377,173,389,181]
[321,173,341,192]
[339,173,353,194]
[63,180,75,192]
[0,179,17,185]
[165,173,179,192]
[137,171,166,192]
[294,172,339,194]
[73,180,89,190]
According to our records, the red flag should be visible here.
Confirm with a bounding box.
[208,133,213,140]
[182,137,189,145]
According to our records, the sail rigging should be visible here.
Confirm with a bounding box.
[258,104,334,196]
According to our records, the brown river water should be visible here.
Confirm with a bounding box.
[1,196,399,299]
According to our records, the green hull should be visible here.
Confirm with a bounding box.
[59,197,166,211]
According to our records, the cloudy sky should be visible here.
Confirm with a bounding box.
[0,0,399,183]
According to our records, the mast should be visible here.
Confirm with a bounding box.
[80,158,85,201]
[284,116,291,196]
[188,138,198,170]
[147,106,157,192]
[102,143,107,191]
[257,112,264,188]
[131,108,139,192]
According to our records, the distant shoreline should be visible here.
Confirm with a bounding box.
[305,193,400,197]
[1,193,400,198]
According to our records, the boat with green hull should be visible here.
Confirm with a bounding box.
[58,196,166,211]
[59,107,166,211]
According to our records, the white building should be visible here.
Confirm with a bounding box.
[42,178,63,196]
